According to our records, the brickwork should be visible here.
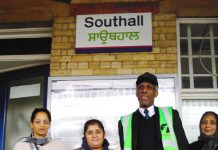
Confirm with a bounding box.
[71,0,159,4]
[71,1,159,16]
[50,5,177,76]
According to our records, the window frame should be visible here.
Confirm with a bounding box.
[177,18,218,99]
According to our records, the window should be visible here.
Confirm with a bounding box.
[177,19,218,143]
[178,20,218,89]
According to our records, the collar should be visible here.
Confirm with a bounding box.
[139,105,155,117]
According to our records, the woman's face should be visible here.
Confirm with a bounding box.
[200,114,217,137]
[30,112,50,138]
[85,123,105,149]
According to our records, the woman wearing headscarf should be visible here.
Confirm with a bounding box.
[75,119,110,150]
[189,111,218,150]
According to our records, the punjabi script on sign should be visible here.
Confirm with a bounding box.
[88,30,140,44]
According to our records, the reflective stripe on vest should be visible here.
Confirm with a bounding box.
[158,107,179,150]
[120,107,179,150]
[121,113,132,150]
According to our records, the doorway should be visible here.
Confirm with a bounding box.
[0,65,49,150]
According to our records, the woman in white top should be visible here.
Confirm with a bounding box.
[13,108,66,150]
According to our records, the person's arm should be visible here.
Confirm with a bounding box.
[13,141,26,150]
[173,110,189,150]
[118,120,124,150]
[13,143,19,150]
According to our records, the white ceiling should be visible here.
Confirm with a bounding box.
[0,27,52,73]
[0,55,50,73]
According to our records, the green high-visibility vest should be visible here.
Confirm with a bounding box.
[120,107,179,150]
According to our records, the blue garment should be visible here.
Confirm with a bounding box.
[81,137,109,150]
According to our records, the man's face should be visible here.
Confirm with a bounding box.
[136,82,158,108]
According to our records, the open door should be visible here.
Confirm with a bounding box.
[0,65,49,150]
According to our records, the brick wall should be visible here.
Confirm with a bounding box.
[50,3,177,76]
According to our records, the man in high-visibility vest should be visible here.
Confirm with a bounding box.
[118,72,189,150]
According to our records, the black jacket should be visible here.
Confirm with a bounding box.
[189,136,218,150]
[118,107,189,150]
[189,140,207,150]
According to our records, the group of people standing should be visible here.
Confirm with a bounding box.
[13,72,218,150]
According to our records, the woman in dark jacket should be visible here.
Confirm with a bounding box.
[189,111,218,150]
[75,119,110,150]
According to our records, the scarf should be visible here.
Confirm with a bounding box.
[81,137,110,150]
[25,137,49,146]
[199,132,218,150]
[23,134,50,146]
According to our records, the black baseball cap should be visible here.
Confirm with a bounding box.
[136,72,158,87]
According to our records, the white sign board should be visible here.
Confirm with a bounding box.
[47,75,179,150]
[76,13,152,53]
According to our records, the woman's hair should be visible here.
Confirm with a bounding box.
[83,119,105,136]
[199,111,218,137]
[30,108,51,123]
